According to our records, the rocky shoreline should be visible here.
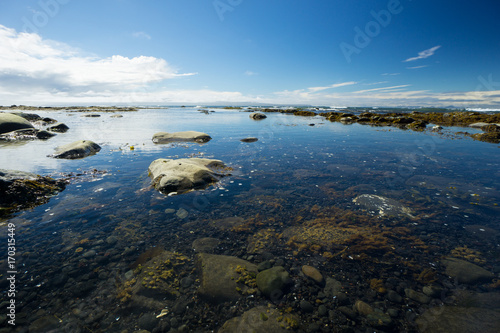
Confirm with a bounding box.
[0,106,499,333]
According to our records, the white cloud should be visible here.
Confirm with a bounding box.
[132,31,152,40]
[406,65,429,69]
[381,73,400,76]
[244,70,258,76]
[307,81,358,92]
[0,25,195,96]
[404,45,441,62]
[353,85,411,94]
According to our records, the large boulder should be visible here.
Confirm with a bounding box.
[148,158,230,194]
[196,253,258,304]
[0,113,34,134]
[50,140,101,159]
[152,131,211,143]
[0,169,66,216]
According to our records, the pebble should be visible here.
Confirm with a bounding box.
[176,208,189,219]
[302,265,324,284]
[405,288,431,304]
[318,304,328,316]
[83,250,96,258]
[354,300,373,316]
[164,208,176,214]
[387,290,403,303]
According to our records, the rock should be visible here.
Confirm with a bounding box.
[176,208,188,219]
[192,237,220,253]
[249,112,267,120]
[240,137,258,142]
[83,114,100,117]
[138,313,157,331]
[0,128,55,141]
[432,125,443,131]
[0,169,66,216]
[50,140,101,159]
[301,265,324,284]
[481,124,500,132]
[405,288,431,304]
[152,131,211,144]
[47,122,69,133]
[256,266,291,299]
[300,300,314,313]
[196,253,258,304]
[110,114,123,118]
[366,312,392,328]
[386,290,403,303]
[352,194,415,218]
[148,158,230,194]
[469,122,490,128]
[0,112,34,134]
[9,111,43,122]
[324,277,344,298]
[210,216,246,230]
[416,306,500,333]
[354,300,374,316]
[423,285,444,298]
[442,257,494,284]
[28,315,61,333]
[218,306,299,332]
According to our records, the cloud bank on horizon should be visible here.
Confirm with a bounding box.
[0,0,499,108]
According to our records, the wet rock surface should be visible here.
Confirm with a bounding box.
[353,194,415,218]
[0,169,66,216]
[441,257,494,284]
[50,140,101,159]
[218,306,299,332]
[152,131,211,143]
[0,112,34,134]
[249,112,267,120]
[148,158,231,194]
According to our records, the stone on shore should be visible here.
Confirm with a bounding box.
[441,257,494,284]
[152,131,211,144]
[240,137,258,143]
[50,140,101,159]
[218,306,299,332]
[148,158,230,194]
[196,253,258,304]
[0,112,34,134]
[47,122,69,133]
[249,112,267,120]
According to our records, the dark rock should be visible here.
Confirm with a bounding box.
[300,300,314,313]
[28,316,61,333]
[258,261,273,271]
[192,237,220,253]
[249,112,267,120]
[318,305,328,317]
[47,122,69,133]
[366,312,392,328]
[386,290,403,303]
[416,306,500,333]
[240,137,258,142]
[138,313,157,331]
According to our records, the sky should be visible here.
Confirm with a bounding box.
[0,0,499,107]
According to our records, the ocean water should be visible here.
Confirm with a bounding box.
[1,107,499,332]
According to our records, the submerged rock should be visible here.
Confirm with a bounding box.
[148,158,231,194]
[416,306,500,333]
[196,253,258,304]
[249,112,267,120]
[0,112,34,134]
[301,265,324,284]
[0,169,66,216]
[218,306,299,332]
[441,257,494,284]
[352,194,415,218]
[256,266,292,299]
[152,131,211,143]
[50,140,101,159]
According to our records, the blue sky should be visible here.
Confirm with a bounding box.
[0,0,499,107]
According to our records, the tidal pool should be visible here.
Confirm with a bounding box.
[1,107,499,332]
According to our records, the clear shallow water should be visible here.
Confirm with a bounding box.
[1,108,499,332]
